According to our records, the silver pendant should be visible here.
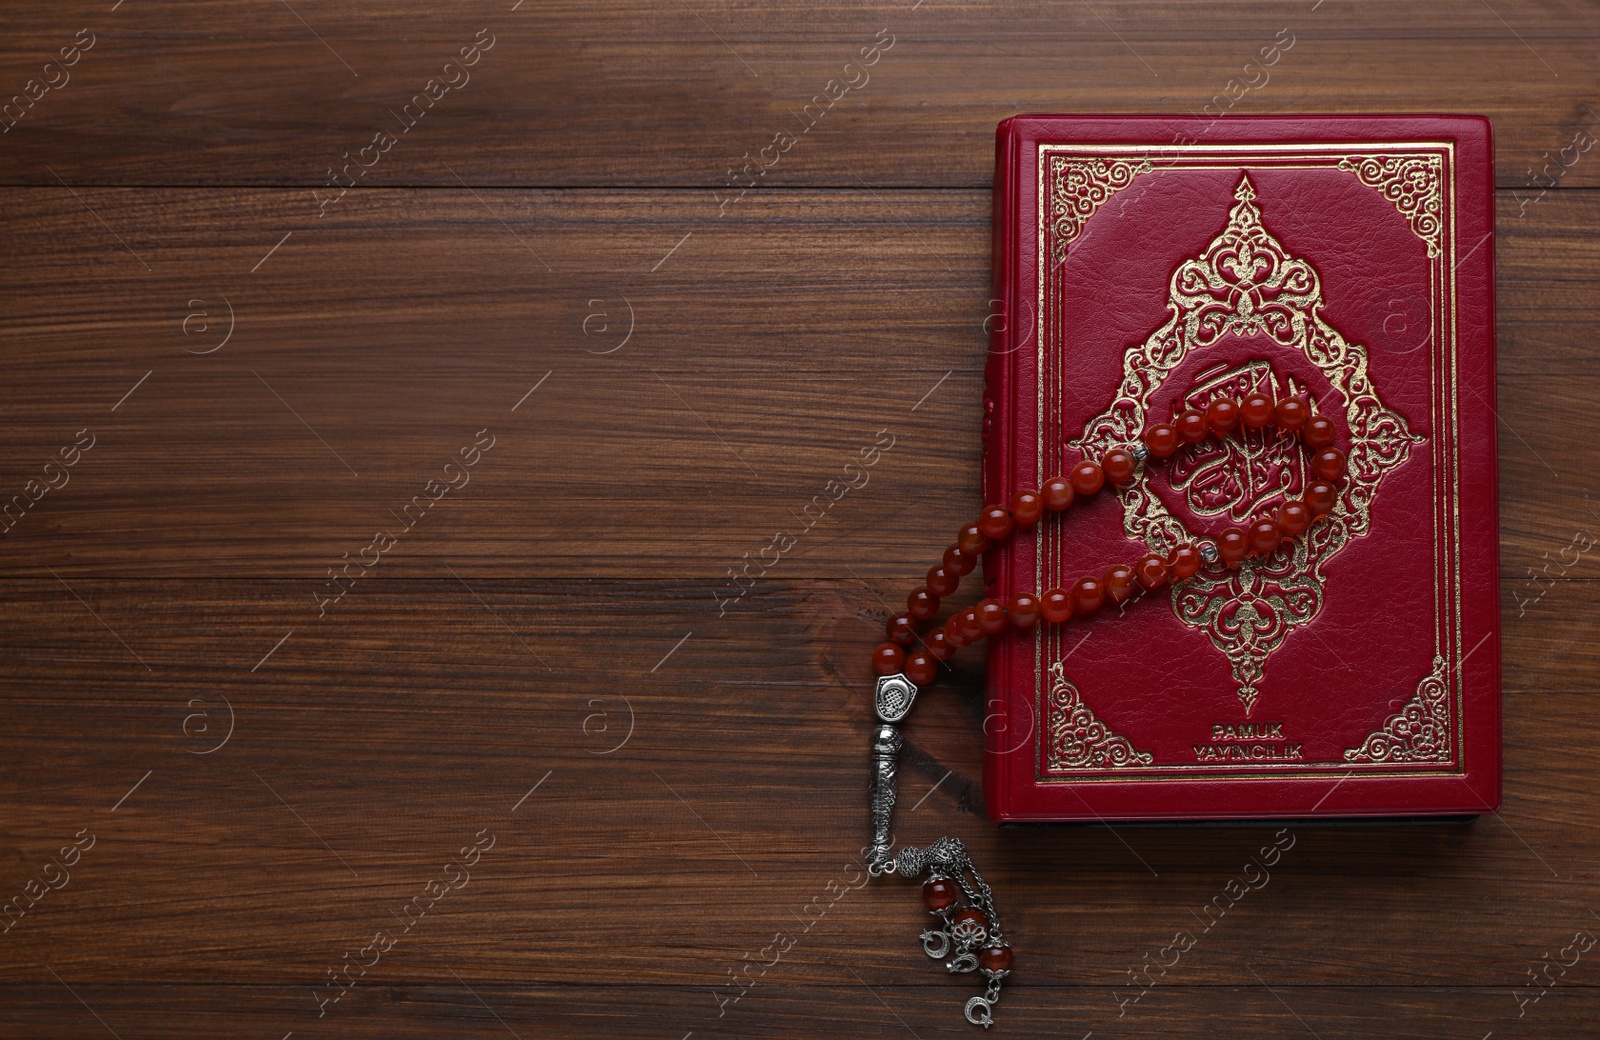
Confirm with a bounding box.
[864,677,1010,1027]
[874,673,918,722]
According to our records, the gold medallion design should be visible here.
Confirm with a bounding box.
[1044,662,1154,769]
[1073,174,1424,714]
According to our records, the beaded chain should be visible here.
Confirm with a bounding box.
[862,389,1348,1028]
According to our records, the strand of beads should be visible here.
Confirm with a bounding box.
[871,393,1348,688]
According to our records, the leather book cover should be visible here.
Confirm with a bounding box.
[983,115,1499,821]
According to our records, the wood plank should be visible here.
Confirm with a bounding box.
[3,983,1600,1040]
[0,578,1594,991]
[0,2,1595,188]
[3,979,1600,1036]
[0,187,1594,577]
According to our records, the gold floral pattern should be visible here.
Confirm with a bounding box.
[1343,656,1453,763]
[1337,154,1444,257]
[1045,662,1154,770]
[1072,174,1424,714]
[1049,156,1153,262]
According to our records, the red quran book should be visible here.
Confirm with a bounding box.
[983,115,1499,821]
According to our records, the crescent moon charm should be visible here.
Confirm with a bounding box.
[947,950,979,974]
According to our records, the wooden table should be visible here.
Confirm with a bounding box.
[2,2,1596,1036]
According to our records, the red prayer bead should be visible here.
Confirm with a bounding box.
[1207,397,1241,434]
[1144,422,1180,459]
[1070,459,1105,496]
[1241,392,1274,429]
[978,505,1014,540]
[1072,576,1105,616]
[1103,563,1137,604]
[957,523,990,555]
[1040,588,1072,624]
[1175,408,1209,444]
[1042,476,1075,512]
[904,651,937,686]
[944,543,976,577]
[979,944,1014,974]
[1303,415,1337,449]
[922,877,959,911]
[1169,544,1202,579]
[1305,480,1338,516]
[952,908,989,940]
[1010,489,1044,527]
[872,642,905,675]
[1103,448,1137,486]
[958,608,983,643]
[943,615,969,649]
[1008,594,1040,628]
[1278,499,1311,536]
[977,598,1007,635]
[1249,517,1282,555]
[886,613,917,645]
[1135,552,1169,589]
[926,565,959,598]
[1218,527,1250,565]
[926,628,955,661]
[907,587,940,621]
[1311,446,1347,481]
[1275,395,1309,430]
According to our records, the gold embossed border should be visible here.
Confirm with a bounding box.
[1032,141,1462,781]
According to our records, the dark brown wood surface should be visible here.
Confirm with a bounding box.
[2,2,1598,1037]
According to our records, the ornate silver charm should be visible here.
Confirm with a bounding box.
[966,971,1007,1027]
[865,758,1010,1028]
[866,723,902,872]
[865,671,1007,1026]
[948,950,979,974]
[874,673,918,723]
[894,845,927,876]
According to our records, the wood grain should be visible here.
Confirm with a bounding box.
[8,984,1600,1040]
[2,1,1598,1036]
[0,188,1596,582]
[0,579,1595,984]
[0,2,1597,189]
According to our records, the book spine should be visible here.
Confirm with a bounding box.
[982,122,1016,578]
[982,118,1019,822]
